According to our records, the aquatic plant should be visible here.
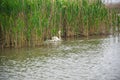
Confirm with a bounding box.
[0,0,119,48]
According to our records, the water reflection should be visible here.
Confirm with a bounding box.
[0,35,120,80]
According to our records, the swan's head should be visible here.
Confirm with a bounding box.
[58,30,61,35]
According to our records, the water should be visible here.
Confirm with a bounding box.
[0,35,120,80]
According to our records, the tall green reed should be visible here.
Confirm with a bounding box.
[0,0,119,48]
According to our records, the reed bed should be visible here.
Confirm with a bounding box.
[0,0,119,48]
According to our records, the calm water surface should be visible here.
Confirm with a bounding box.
[0,35,120,80]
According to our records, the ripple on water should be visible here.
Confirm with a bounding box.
[0,36,120,80]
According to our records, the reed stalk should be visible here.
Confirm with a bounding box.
[0,0,119,48]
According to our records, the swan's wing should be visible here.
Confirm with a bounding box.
[52,36,59,40]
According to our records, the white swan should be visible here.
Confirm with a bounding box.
[45,30,62,43]
[51,30,61,42]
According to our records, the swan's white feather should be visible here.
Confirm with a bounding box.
[45,30,62,42]
[52,36,61,41]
